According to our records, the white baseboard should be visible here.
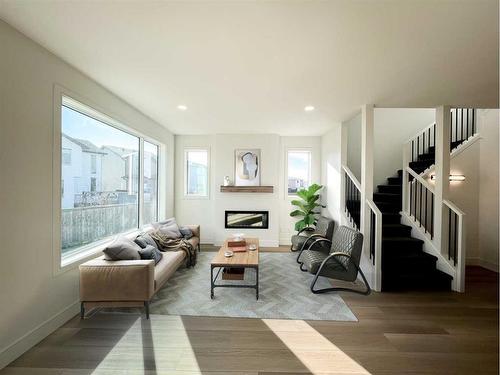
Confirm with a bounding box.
[0,301,79,370]
[466,257,499,273]
[279,231,292,246]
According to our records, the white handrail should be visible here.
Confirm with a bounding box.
[366,199,383,292]
[406,166,434,192]
[443,199,465,216]
[405,121,436,144]
[342,165,361,191]
[366,199,382,217]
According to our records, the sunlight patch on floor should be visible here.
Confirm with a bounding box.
[90,315,202,374]
[263,319,371,375]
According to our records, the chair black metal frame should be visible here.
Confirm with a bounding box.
[309,252,371,295]
[298,232,371,295]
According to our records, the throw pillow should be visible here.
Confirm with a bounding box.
[179,226,193,239]
[134,233,158,249]
[138,245,163,264]
[158,221,182,239]
[103,236,141,260]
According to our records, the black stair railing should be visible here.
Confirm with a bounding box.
[407,168,434,238]
[343,168,361,230]
[451,108,476,148]
[410,108,477,165]
[446,204,459,266]
[411,123,436,163]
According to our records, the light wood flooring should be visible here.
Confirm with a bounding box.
[1,263,497,375]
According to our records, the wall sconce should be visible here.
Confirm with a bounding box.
[430,174,465,181]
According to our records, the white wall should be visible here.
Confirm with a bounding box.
[346,113,362,181]
[174,135,322,246]
[0,20,175,368]
[321,123,343,223]
[478,109,499,271]
[374,108,435,187]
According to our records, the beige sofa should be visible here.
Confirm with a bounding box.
[79,225,200,319]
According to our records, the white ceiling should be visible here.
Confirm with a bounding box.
[0,0,498,135]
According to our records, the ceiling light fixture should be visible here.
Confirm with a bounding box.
[304,105,315,112]
[177,105,187,111]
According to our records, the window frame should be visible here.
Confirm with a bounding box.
[143,140,160,224]
[53,86,165,274]
[285,148,312,197]
[184,148,210,199]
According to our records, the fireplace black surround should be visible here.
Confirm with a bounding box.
[225,210,269,229]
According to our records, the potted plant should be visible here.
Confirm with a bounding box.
[289,183,324,231]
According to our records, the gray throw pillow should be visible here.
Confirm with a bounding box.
[138,245,163,264]
[134,233,158,249]
[179,226,193,239]
[103,236,141,260]
[158,221,182,239]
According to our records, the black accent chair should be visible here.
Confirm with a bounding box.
[299,226,371,295]
[290,216,335,252]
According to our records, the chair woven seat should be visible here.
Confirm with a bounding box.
[301,249,345,275]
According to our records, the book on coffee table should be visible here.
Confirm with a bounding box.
[231,246,247,252]
[228,240,246,247]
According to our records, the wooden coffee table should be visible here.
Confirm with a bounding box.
[210,238,259,300]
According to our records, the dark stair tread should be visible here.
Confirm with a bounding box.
[377,184,402,194]
[374,201,401,213]
[387,176,402,185]
[383,269,453,291]
[373,192,402,200]
[383,252,438,269]
[382,223,413,237]
[383,237,424,245]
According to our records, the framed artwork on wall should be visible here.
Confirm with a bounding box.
[234,149,261,186]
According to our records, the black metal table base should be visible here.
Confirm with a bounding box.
[210,265,259,300]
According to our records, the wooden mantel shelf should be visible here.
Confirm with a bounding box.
[220,186,274,193]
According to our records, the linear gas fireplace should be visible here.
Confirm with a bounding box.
[225,210,269,229]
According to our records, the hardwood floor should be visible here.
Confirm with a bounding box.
[1,266,497,375]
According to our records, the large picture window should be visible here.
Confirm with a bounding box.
[60,97,161,262]
[287,150,311,195]
[185,149,209,197]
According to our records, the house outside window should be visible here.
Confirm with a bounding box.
[287,150,311,195]
[185,149,209,197]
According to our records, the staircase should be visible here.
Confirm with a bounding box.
[375,169,452,291]
[408,140,463,174]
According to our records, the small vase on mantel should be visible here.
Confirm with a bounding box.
[223,176,232,186]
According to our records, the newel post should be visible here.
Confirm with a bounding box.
[433,106,451,253]
[360,104,374,250]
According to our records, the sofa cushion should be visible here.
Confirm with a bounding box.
[154,251,185,290]
[134,233,158,249]
[103,236,141,261]
[138,245,163,265]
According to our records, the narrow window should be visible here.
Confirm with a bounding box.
[287,150,311,195]
[185,149,209,197]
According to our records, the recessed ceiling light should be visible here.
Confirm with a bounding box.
[177,105,187,111]
[304,105,315,112]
